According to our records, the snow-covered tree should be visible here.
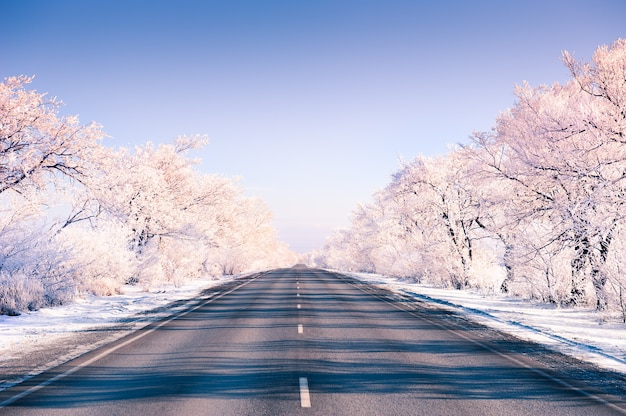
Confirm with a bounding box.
[83,136,292,286]
[470,39,626,309]
[320,149,499,289]
[321,39,626,313]
[0,76,106,314]
[0,76,104,196]
[0,76,294,314]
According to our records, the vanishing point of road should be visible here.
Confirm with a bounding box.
[1,266,626,415]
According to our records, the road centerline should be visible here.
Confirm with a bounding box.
[299,377,311,408]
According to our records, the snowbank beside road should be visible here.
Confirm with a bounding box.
[0,276,239,391]
[346,272,626,376]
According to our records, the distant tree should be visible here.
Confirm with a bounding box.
[83,136,294,285]
[319,149,499,289]
[387,154,475,287]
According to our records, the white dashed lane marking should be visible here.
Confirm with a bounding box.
[299,377,311,408]
[296,279,309,407]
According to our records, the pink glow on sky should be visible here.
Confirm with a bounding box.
[2,0,625,252]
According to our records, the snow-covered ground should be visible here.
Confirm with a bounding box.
[2,270,626,391]
[346,272,626,376]
[0,275,241,391]
[0,277,231,355]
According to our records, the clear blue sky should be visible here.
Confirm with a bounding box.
[2,0,625,253]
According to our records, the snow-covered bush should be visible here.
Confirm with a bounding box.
[0,272,44,316]
[55,222,137,296]
[0,236,78,314]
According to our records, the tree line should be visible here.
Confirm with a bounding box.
[314,39,626,318]
[0,76,296,315]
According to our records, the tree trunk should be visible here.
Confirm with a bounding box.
[590,232,612,311]
[500,243,515,294]
[569,236,590,306]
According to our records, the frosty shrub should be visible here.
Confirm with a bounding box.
[55,223,137,296]
[0,272,44,316]
[0,239,77,314]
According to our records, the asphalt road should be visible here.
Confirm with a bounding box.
[1,267,626,415]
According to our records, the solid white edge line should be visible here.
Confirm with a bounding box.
[338,273,626,415]
[299,377,311,408]
[0,272,266,409]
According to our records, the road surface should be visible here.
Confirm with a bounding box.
[1,267,625,415]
